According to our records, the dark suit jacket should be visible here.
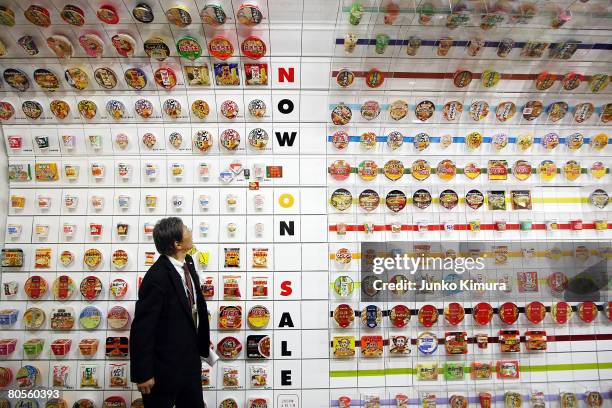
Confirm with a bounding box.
[130,254,210,390]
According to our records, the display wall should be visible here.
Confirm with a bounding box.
[0,0,610,407]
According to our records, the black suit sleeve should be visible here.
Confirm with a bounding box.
[196,286,210,358]
[129,272,164,384]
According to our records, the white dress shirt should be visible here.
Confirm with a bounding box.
[167,255,198,328]
[167,255,196,299]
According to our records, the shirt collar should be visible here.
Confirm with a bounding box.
[167,255,184,270]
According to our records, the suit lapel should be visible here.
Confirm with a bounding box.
[161,255,196,331]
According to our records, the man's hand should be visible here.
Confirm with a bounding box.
[137,377,155,394]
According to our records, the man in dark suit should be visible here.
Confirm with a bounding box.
[130,217,210,407]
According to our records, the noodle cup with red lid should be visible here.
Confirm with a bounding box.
[208,36,234,60]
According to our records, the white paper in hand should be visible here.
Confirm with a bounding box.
[203,349,219,366]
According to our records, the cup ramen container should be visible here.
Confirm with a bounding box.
[145,195,157,209]
[227,222,237,234]
[437,37,453,56]
[406,36,422,56]
[7,224,21,238]
[91,164,104,179]
[254,194,264,209]
[63,223,75,237]
[497,38,514,57]
[89,223,102,237]
[344,33,357,53]
[479,393,492,408]
[118,195,130,209]
[546,220,558,231]
[91,196,104,210]
[0,310,18,325]
[375,34,390,54]
[171,163,183,179]
[89,135,102,150]
[594,220,607,231]
[476,333,488,348]
[116,223,128,237]
[199,222,209,236]
[570,220,583,230]
[64,165,79,180]
[349,3,363,25]
[551,9,571,28]
[0,338,17,354]
[199,163,210,179]
[145,164,157,179]
[253,164,265,179]
[18,35,38,56]
[115,133,129,149]
[35,136,49,150]
[384,2,400,23]
[522,248,535,259]
[117,163,130,179]
[417,222,428,233]
[24,339,44,358]
[37,196,51,210]
[78,336,98,356]
[255,222,264,235]
[8,136,22,150]
[467,38,485,56]
[389,222,400,233]
[50,339,72,356]
[226,194,237,208]
[143,223,154,236]
[64,195,78,209]
[469,220,481,231]
[338,397,351,408]
[496,220,507,231]
[10,196,25,209]
[520,220,532,231]
[62,135,76,150]
[172,195,184,209]
[419,3,434,24]
[35,224,49,238]
[199,195,210,210]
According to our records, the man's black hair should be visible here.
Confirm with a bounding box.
[152,217,184,256]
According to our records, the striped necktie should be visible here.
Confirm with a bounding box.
[182,263,197,326]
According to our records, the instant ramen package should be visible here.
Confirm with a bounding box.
[52,365,69,387]
[224,248,240,268]
[252,276,269,298]
[109,363,128,387]
[223,365,240,387]
[80,364,99,387]
[223,275,242,299]
[249,364,268,388]
[252,248,268,268]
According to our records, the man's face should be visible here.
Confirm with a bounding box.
[176,224,193,254]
